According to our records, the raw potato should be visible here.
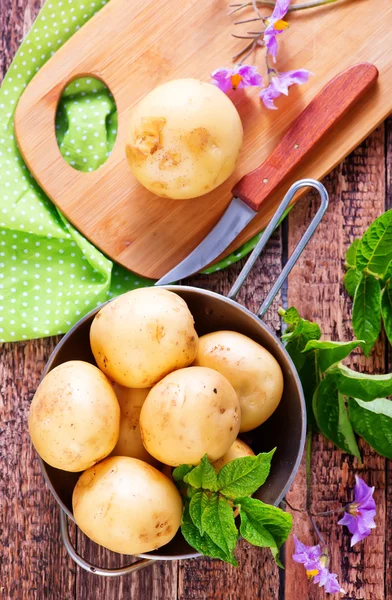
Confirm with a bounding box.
[73,456,183,554]
[194,331,284,432]
[90,288,198,388]
[126,78,243,199]
[28,361,120,472]
[111,384,159,467]
[140,366,241,466]
[212,438,254,473]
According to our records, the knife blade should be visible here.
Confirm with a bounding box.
[156,63,378,286]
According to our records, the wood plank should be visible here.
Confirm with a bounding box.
[178,231,282,599]
[385,115,392,600]
[75,532,177,599]
[1,3,77,600]
[284,126,387,599]
[2,2,390,599]
[13,0,392,278]
[0,0,43,81]
[178,540,280,600]
[0,338,77,600]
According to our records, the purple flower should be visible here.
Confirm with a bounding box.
[314,567,346,595]
[293,537,345,595]
[211,65,263,93]
[260,69,312,109]
[292,535,322,571]
[264,0,291,61]
[338,475,376,546]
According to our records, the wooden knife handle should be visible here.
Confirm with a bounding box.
[232,63,378,211]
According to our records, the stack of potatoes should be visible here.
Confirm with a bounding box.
[29,288,283,555]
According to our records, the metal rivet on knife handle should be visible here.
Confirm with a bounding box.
[228,179,329,319]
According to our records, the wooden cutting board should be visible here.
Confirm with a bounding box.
[14,0,392,279]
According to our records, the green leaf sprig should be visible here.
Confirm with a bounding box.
[173,452,292,566]
[344,209,392,354]
[280,308,392,460]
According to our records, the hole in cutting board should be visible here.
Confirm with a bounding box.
[55,77,118,172]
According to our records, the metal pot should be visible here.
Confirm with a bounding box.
[38,179,328,576]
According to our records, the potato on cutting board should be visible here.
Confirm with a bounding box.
[126,78,243,199]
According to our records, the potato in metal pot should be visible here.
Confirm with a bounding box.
[126,78,243,199]
[73,456,183,554]
[90,288,198,388]
[28,360,120,472]
[212,438,254,473]
[139,366,241,466]
[111,384,159,467]
[194,331,284,432]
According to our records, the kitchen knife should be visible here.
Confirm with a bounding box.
[155,63,378,286]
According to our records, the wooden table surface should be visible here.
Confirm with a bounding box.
[1,2,392,599]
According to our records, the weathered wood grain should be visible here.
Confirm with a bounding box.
[1,3,77,600]
[75,533,178,599]
[284,126,388,600]
[385,115,392,600]
[0,337,78,600]
[178,539,280,600]
[0,0,43,82]
[2,1,391,599]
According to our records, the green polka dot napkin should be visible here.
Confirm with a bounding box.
[0,0,262,343]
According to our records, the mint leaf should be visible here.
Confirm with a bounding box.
[281,308,321,371]
[280,307,322,430]
[173,464,193,483]
[348,397,392,459]
[381,280,392,346]
[346,239,360,269]
[184,455,218,491]
[352,272,381,356]
[334,364,392,401]
[217,450,275,499]
[356,209,392,276]
[181,505,238,566]
[236,497,292,567]
[344,268,361,298]
[189,490,209,534]
[313,373,360,459]
[200,495,238,560]
[281,307,300,326]
[297,353,321,432]
[384,260,392,283]
[303,339,365,372]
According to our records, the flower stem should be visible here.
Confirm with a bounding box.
[309,514,327,548]
[229,0,346,15]
[251,0,263,20]
[311,507,346,517]
[234,32,265,63]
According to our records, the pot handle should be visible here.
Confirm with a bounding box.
[227,178,329,317]
[60,508,155,576]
